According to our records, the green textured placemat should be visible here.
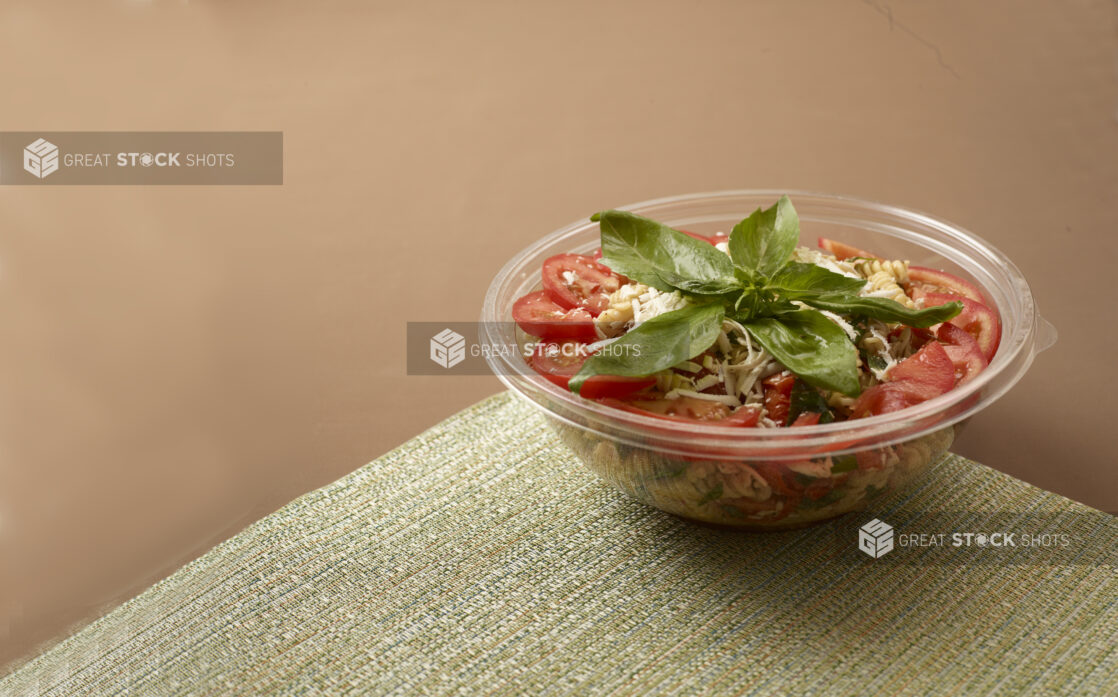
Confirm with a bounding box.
[3,392,1115,696]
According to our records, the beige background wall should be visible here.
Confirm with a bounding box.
[1,0,1116,673]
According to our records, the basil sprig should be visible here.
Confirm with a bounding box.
[570,195,962,397]
[742,310,861,396]
[567,303,725,393]
[593,211,740,295]
[727,197,800,280]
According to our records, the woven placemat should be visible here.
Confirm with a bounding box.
[3,392,1115,696]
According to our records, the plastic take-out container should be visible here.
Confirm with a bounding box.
[481,191,1056,529]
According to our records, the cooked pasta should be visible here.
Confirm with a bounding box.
[857,259,915,308]
[854,258,910,284]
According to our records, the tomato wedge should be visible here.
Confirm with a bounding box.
[526,341,654,399]
[541,254,622,316]
[850,380,943,418]
[907,266,986,304]
[936,322,989,385]
[923,292,1001,360]
[790,412,821,427]
[512,290,597,341]
[818,237,875,260]
[888,324,934,352]
[852,341,957,418]
[887,340,955,393]
[721,405,762,427]
[856,448,890,470]
[762,372,796,426]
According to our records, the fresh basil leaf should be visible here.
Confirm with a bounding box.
[663,275,743,296]
[727,195,799,279]
[788,379,836,424]
[592,210,740,295]
[569,302,726,394]
[799,294,962,328]
[757,297,801,318]
[743,310,861,396]
[768,262,866,296]
[734,288,765,316]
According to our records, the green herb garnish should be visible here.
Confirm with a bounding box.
[788,379,836,425]
[570,196,962,397]
[567,303,725,393]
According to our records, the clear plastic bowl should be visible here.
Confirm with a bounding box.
[481,191,1056,529]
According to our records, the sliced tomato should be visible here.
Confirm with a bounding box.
[855,340,956,419]
[850,380,943,418]
[578,378,655,400]
[541,253,622,316]
[619,395,730,421]
[751,462,801,497]
[923,292,1001,360]
[750,460,834,510]
[803,479,836,500]
[708,232,730,247]
[525,340,588,382]
[818,237,875,260]
[887,325,935,353]
[936,322,989,385]
[887,340,955,393]
[526,341,654,399]
[790,412,821,427]
[601,396,761,427]
[762,372,796,426]
[512,290,596,341]
[590,247,603,260]
[722,404,762,427]
[855,448,890,470]
[907,266,986,304]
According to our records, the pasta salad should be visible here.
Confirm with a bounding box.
[512,196,1000,428]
